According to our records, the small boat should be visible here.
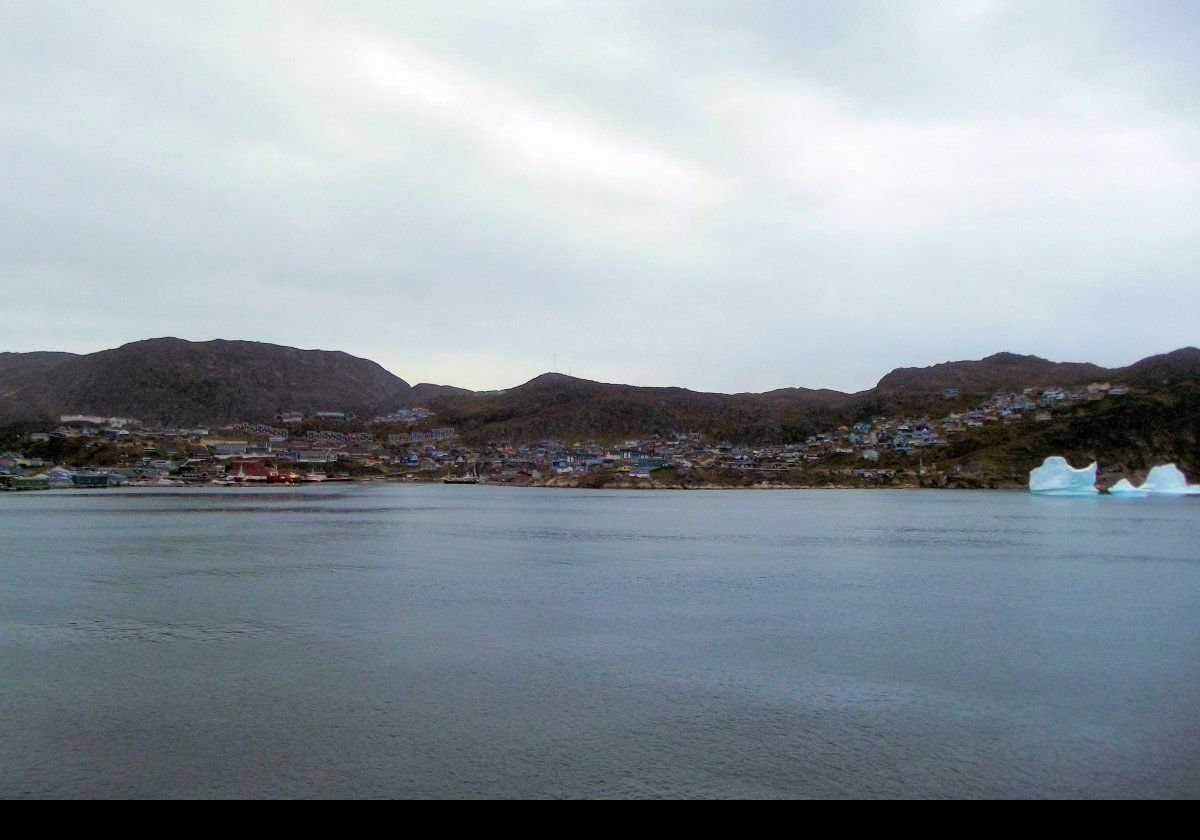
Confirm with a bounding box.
[139,477,183,487]
[444,467,480,484]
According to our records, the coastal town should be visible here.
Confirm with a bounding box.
[0,380,1134,491]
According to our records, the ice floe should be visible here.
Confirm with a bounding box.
[1107,478,1149,498]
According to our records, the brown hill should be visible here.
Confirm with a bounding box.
[0,338,413,425]
[427,373,853,444]
[0,351,79,396]
[873,352,1107,397]
[424,349,1200,444]
[2,339,1197,446]
[409,382,475,403]
[1117,347,1200,386]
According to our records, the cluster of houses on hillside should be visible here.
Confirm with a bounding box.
[1,407,452,487]
[371,407,433,424]
[1,381,1132,490]
[1,450,174,490]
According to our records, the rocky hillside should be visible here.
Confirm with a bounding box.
[0,338,414,425]
[0,351,79,394]
[873,352,1107,397]
[420,349,1200,445]
[928,385,1200,486]
[3,338,1197,446]
[423,373,857,444]
[409,382,475,403]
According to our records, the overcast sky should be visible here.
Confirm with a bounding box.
[1,1,1197,392]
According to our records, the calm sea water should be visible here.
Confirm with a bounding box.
[1,484,1198,799]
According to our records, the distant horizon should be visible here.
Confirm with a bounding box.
[3,335,1195,397]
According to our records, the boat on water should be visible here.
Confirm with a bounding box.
[444,467,480,484]
[130,477,184,487]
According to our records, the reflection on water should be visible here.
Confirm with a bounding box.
[1,485,1198,798]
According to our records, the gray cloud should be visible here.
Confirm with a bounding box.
[1,1,1197,392]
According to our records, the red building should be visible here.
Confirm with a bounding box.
[226,460,273,482]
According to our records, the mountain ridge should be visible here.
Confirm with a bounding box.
[1,339,1197,440]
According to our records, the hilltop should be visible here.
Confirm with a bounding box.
[422,372,855,445]
[0,338,414,425]
[419,348,1200,446]
[872,352,1108,397]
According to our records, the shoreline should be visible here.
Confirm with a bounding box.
[2,478,1024,493]
[5,477,1186,494]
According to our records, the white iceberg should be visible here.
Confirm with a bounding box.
[1107,478,1149,498]
[1139,464,1200,496]
[1029,456,1098,496]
